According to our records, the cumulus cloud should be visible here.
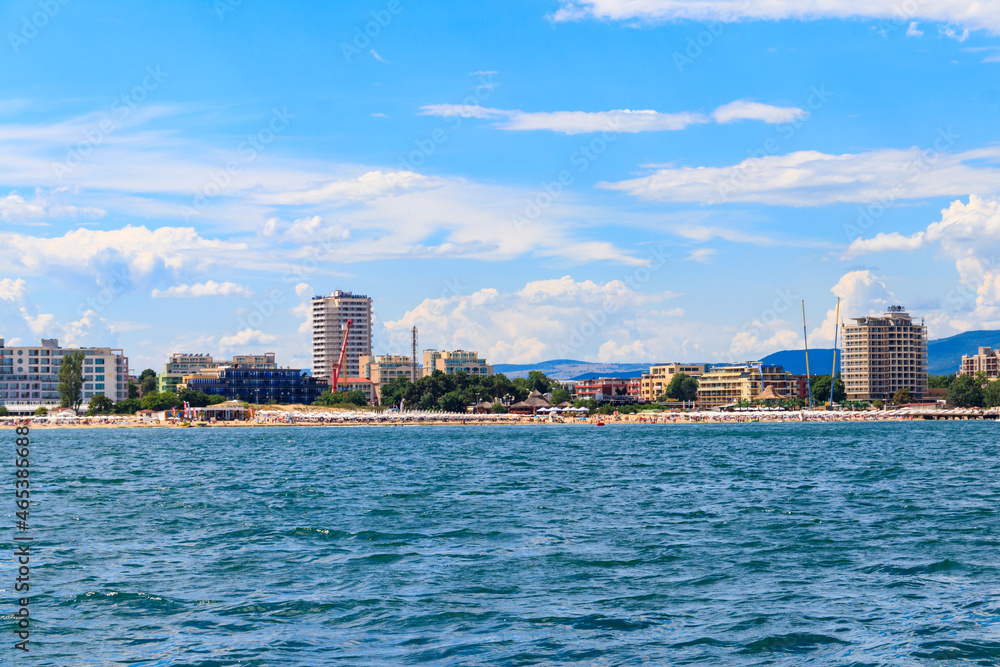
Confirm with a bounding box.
[219,329,277,348]
[419,101,804,134]
[548,1,1000,34]
[259,215,351,244]
[382,276,683,364]
[812,270,897,345]
[0,225,247,288]
[151,281,255,299]
[601,146,1000,206]
[0,279,118,348]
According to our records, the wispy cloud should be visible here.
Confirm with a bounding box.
[419,100,806,134]
[151,281,255,298]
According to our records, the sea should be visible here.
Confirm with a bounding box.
[9,422,1000,665]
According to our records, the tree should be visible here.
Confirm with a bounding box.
[34,407,49,416]
[928,374,956,389]
[491,403,508,414]
[313,390,368,407]
[113,399,141,415]
[128,379,140,399]
[0,407,8,417]
[984,380,1000,408]
[666,373,699,402]
[438,391,466,413]
[140,391,182,412]
[551,387,571,404]
[138,369,157,396]
[891,387,914,405]
[810,375,846,404]
[87,394,115,415]
[946,374,984,408]
[177,389,226,408]
[873,400,884,410]
[58,350,85,412]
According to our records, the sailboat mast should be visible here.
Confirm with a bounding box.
[803,300,814,409]
[829,297,841,408]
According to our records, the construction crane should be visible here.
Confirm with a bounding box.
[331,319,353,393]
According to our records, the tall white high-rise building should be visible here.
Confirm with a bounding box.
[841,306,928,402]
[311,291,373,382]
[0,339,130,415]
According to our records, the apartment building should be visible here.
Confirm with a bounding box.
[574,377,642,403]
[311,291,373,382]
[422,349,493,377]
[359,354,417,403]
[0,338,129,415]
[841,306,928,401]
[157,353,277,393]
[640,363,708,402]
[696,364,795,409]
[179,364,326,405]
[959,347,1000,378]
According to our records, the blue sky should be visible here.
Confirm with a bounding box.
[1,0,1000,372]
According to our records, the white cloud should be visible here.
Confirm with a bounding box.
[712,100,807,124]
[812,270,897,345]
[219,329,277,348]
[259,215,351,243]
[370,49,389,63]
[151,281,255,299]
[687,248,716,263]
[939,25,969,41]
[907,21,924,36]
[549,1,1000,34]
[0,278,28,303]
[254,170,436,206]
[420,101,805,134]
[601,146,1000,206]
[0,225,248,288]
[843,231,926,258]
[0,189,104,221]
[383,276,683,364]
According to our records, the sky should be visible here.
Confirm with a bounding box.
[1,0,999,372]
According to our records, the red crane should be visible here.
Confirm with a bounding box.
[331,319,353,393]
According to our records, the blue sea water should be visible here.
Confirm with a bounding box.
[7,423,1000,665]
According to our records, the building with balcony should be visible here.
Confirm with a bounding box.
[959,347,1000,378]
[179,364,327,405]
[841,307,928,402]
[422,349,493,377]
[696,364,795,409]
[0,338,129,415]
[359,354,417,403]
[574,377,642,404]
[157,352,277,394]
[311,291,373,382]
[640,363,708,402]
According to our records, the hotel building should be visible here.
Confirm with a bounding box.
[574,377,642,403]
[959,347,1000,379]
[696,364,795,409]
[157,353,277,394]
[0,339,129,415]
[640,363,708,402]
[422,350,493,377]
[179,363,326,405]
[311,291,373,382]
[841,307,928,402]
[359,354,417,403]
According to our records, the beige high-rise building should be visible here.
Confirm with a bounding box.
[841,306,928,402]
[959,347,1000,378]
[640,363,708,402]
[311,291,373,382]
[359,354,417,402]
[696,363,795,409]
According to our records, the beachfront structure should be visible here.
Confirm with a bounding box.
[640,363,708,402]
[157,353,277,394]
[359,354,417,402]
[422,349,494,377]
[335,377,376,404]
[958,347,1000,378]
[696,364,796,409]
[841,306,928,402]
[574,377,642,404]
[179,364,327,405]
[0,338,129,415]
[311,291,373,383]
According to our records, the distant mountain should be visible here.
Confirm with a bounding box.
[494,359,654,381]
[494,331,1000,381]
